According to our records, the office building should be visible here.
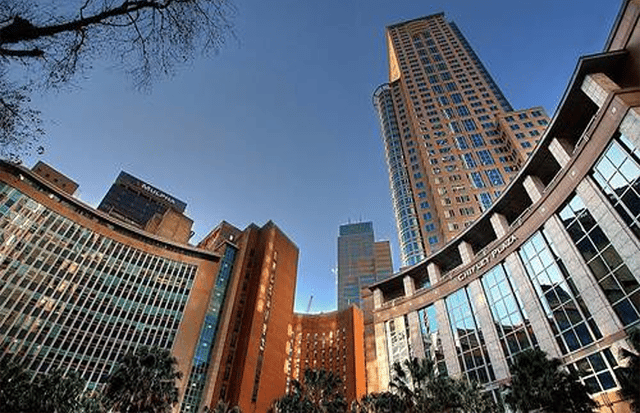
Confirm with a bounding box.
[0,162,299,413]
[364,2,640,412]
[285,306,366,405]
[374,13,549,266]
[337,222,392,310]
[98,171,193,243]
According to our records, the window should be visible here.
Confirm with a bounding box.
[538,119,548,126]
[455,136,469,150]
[477,150,495,165]
[558,195,640,326]
[469,172,485,188]
[425,223,436,232]
[510,124,520,130]
[456,105,470,116]
[462,153,477,169]
[470,134,485,147]
[519,230,601,353]
[521,142,532,148]
[478,192,492,210]
[592,134,640,241]
[463,119,477,132]
[451,93,463,103]
[428,236,439,245]
[485,169,505,186]
[518,113,528,120]
[481,264,537,363]
[445,288,495,384]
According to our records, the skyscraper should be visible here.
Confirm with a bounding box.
[337,222,392,310]
[98,171,193,243]
[374,13,549,266]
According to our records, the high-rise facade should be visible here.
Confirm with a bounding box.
[374,13,549,266]
[337,222,392,310]
[365,2,640,412]
[0,162,299,413]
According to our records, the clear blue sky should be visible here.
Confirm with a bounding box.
[25,0,620,313]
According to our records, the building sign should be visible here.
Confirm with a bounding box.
[116,171,187,212]
[456,234,517,282]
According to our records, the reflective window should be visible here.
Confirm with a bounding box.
[558,195,640,326]
[568,349,620,394]
[481,264,537,364]
[0,183,197,390]
[592,134,640,242]
[519,231,601,354]
[417,304,448,375]
[445,288,495,384]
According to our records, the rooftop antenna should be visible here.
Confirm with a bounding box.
[306,295,314,313]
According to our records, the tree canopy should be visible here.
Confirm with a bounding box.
[270,368,347,413]
[504,348,596,413]
[618,328,640,413]
[0,0,235,159]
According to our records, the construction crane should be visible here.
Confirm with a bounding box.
[306,295,313,313]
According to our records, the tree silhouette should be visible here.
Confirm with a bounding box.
[505,348,596,413]
[103,346,183,413]
[270,368,347,413]
[618,329,640,413]
[0,0,235,159]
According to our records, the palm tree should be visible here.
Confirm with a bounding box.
[102,346,183,413]
[350,392,404,413]
[0,359,33,412]
[505,348,596,413]
[389,357,460,413]
[619,329,640,413]
[206,400,242,413]
[270,368,347,413]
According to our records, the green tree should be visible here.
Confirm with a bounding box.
[0,358,33,412]
[103,346,183,413]
[270,368,347,413]
[0,360,86,413]
[350,392,404,413]
[618,329,640,413]
[505,348,596,413]
[389,357,459,413]
[0,0,235,159]
[206,400,242,413]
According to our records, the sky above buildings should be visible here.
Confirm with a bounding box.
[24,0,620,313]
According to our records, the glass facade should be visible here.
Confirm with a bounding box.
[0,182,197,390]
[518,231,601,354]
[481,264,537,364]
[445,288,495,384]
[568,348,620,395]
[181,245,237,412]
[558,195,640,327]
[417,304,447,374]
[592,133,640,240]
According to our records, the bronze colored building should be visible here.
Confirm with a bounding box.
[286,306,366,405]
[374,14,549,266]
[365,1,640,412]
[0,162,299,413]
[337,222,393,310]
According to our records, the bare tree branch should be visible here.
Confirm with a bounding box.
[0,0,236,159]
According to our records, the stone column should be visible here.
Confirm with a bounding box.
[434,299,462,377]
[466,279,510,381]
[374,321,390,391]
[458,241,474,265]
[502,253,562,358]
[523,175,545,203]
[549,137,574,168]
[620,107,640,150]
[404,275,415,297]
[427,262,442,284]
[576,177,640,278]
[581,73,619,108]
[373,288,383,310]
[543,214,623,336]
[407,310,426,359]
[490,213,509,238]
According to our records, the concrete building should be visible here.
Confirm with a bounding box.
[337,222,392,310]
[0,162,299,413]
[373,14,549,266]
[365,1,640,412]
[98,171,194,243]
[285,306,366,405]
